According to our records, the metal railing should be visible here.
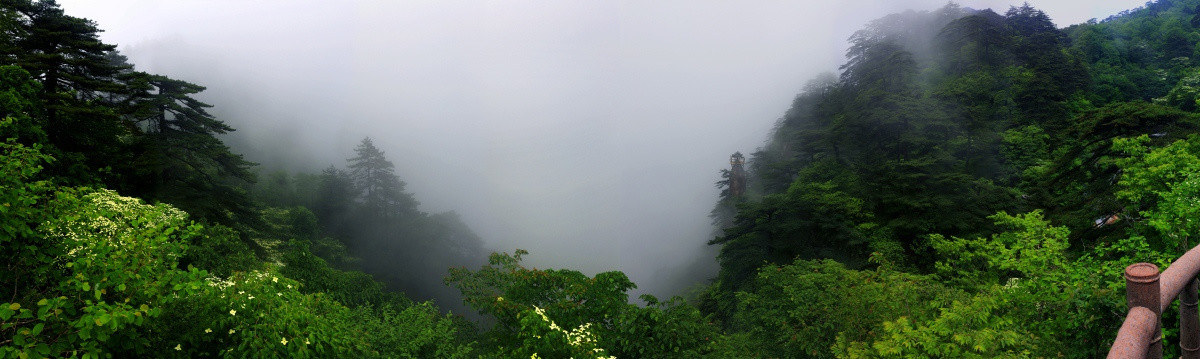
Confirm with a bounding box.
[1108,244,1200,358]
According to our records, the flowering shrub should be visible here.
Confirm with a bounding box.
[114,264,472,358]
[128,269,370,358]
[0,128,210,358]
[447,250,716,358]
[514,306,613,359]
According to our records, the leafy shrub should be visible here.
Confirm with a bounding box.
[729,259,962,358]
[447,250,716,358]
[1,128,210,358]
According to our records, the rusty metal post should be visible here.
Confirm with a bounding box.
[1110,307,1163,359]
[1127,263,1163,359]
[1182,277,1200,359]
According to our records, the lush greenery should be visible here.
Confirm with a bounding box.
[8,0,1200,357]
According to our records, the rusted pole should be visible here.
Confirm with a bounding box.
[1178,235,1200,359]
[1109,307,1163,359]
[1127,263,1163,359]
[1182,277,1200,358]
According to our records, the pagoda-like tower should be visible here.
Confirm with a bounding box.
[729,152,746,198]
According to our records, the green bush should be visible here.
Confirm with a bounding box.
[447,250,716,358]
[729,259,962,358]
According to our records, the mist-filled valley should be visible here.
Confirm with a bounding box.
[10,0,1200,357]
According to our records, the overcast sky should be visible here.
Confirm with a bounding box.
[56,0,1149,297]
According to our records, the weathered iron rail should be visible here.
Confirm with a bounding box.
[1108,243,1200,358]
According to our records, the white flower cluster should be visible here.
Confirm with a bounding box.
[1002,277,1021,290]
[207,276,235,290]
[531,306,615,359]
[93,190,187,222]
[44,189,188,260]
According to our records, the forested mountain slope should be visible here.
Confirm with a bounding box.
[703,0,1200,356]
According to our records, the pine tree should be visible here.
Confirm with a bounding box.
[347,137,417,218]
[116,70,256,226]
[2,0,129,183]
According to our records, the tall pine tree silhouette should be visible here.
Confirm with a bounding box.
[348,137,417,219]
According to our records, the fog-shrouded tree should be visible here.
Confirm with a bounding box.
[348,137,417,218]
[118,70,257,226]
[315,165,356,237]
[710,151,749,236]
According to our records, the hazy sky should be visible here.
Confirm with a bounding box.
[56,0,1148,297]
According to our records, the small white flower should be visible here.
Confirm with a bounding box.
[248,295,254,300]
[272,277,278,283]
[229,329,236,334]
[287,284,292,289]
[305,338,310,345]
[281,337,288,346]
[174,344,181,351]
[204,328,212,333]
[229,309,237,316]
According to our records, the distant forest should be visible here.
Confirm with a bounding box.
[6,0,1200,357]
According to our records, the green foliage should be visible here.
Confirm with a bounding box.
[447,250,716,358]
[1039,101,1198,246]
[728,259,962,358]
[104,215,470,358]
[834,289,1032,358]
[181,224,262,278]
[1000,124,1050,185]
[508,306,614,359]
[0,130,208,358]
[350,302,475,359]
[120,267,470,359]
[931,211,1069,290]
[711,180,873,294]
[0,117,50,244]
[446,250,631,342]
[875,210,1123,357]
[0,116,474,358]
[128,270,367,358]
[1114,134,1200,251]
[258,206,417,310]
[0,65,43,144]
[278,239,411,309]
[1158,70,1200,111]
